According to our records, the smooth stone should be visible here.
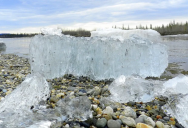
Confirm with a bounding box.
[103,106,114,115]
[164,125,170,128]
[135,116,145,124]
[103,114,112,120]
[96,118,107,128]
[50,96,59,103]
[120,115,136,127]
[136,123,153,128]
[79,89,87,93]
[93,86,101,96]
[107,119,121,128]
[156,121,164,128]
[175,123,184,128]
[2,89,7,93]
[67,87,76,91]
[144,116,155,127]
[157,119,166,123]
[121,106,137,119]
[127,101,136,106]
[163,117,170,121]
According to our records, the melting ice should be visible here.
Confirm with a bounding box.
[29,29,168,80]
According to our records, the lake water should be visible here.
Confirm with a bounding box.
[0,36,188,74]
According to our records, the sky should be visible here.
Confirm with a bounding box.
[0,0,188,33]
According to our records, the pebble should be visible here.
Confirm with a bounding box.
[136,123,153,128]
[103,106,114,115]
[120,115,136,127]
[156,121,164,128]
[121,106,137,119]
[96,118,107,128]
[144,116,155,127]
[107,119,121,128]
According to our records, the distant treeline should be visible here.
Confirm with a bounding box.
[119,20,188,35]
[62,29,91,37]
[0,33,38,38]
[1,21,188,38]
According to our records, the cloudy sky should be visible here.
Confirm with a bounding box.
[0,0,188,33]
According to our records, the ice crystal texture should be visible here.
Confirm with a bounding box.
[29,30,168,80]
[0,73,50,128]
[91,28,161,42]
[162,75,188,127]
[109,75,162,103]
[56,96,92,121]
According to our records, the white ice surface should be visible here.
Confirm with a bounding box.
[29,34,168,80]
[161,75,188,127]
[0,73,50,128]
[108,75,163,103]
[91,28,162,43]
[41,27,62,36]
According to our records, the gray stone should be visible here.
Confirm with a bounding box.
[107,119,121,128]
[120,116,136,127]
[96,118,107,128]
[121,106,136,119]
[2,89,7,93]
[163,116,170,121]
[135,116,145,124]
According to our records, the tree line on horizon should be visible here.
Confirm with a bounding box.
[1,21,188,38]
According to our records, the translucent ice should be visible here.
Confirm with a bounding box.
[29,33,168,80]
[91,28,162,42]
[161,75,188,127]
[0,73,50,128]
[56,96,92,121]
[108,75,163,103]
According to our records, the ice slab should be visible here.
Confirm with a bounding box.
[108,75,163,103]
[0,73,50,128]
[161,75,188,127]
[91,28,162,43]
[56,96,92,121]
[29,33,168,80]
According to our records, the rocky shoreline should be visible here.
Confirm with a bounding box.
[0,54,185,128]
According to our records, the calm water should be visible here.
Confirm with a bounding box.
[0,37,188,71]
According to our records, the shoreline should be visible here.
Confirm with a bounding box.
[0,54,185,128]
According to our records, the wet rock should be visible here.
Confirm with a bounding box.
[144,116,155,127]
[103,106,114,115]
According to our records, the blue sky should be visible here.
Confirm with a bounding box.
[0,0,188,33]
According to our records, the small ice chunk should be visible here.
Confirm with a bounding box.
[41,27,62,36]
[108,75,162,103]
[57,96,92,121]
[91,28,161,43]
[161,75,188,127]
[0,73,50,128]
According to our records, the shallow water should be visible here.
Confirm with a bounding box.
[0,36,188,73]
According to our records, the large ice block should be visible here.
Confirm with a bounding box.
[29,33,168,80]
[91,28,162,43]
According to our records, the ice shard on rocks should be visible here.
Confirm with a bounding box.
[91,28,162,43]
[161,75,188,127]
[30,29,168,80]
[0,73,50,128]
[56,96,92,121]
[108,75,163,103]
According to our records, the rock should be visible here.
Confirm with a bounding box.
[93,86,101,96]
[103,114,112,120]
[163,117,170,121]
[50,96,59,103]
[103,106,114,115]
[120,115,136,127]
[144,116,155,127]
[96,118,107,128]
[135,116,145,124]
[107,119,121,128]
[121,106,137,119]
[156,121,164,128]
[56,93,65,98]
[136,123,153,128]
[164,125,170,128]
[2,89,7,93]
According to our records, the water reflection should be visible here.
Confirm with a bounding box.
[0,42,6,53]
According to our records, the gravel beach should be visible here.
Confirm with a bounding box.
[0,54,185,128]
